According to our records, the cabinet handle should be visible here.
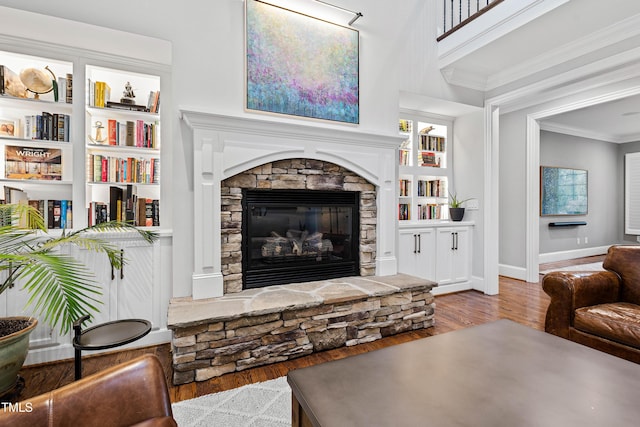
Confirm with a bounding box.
[413,234,417,254]
[451,232,455,250]
[418,234,421,253]
[120,249,125,280]
[111,264,115,281]
[454,232,459,250]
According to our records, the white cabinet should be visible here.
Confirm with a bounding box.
[435,226,471,285]
[71,232,163,329]
[398,228,435,280]
[398,223,472,294]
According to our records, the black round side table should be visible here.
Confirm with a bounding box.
[72,315,152,380]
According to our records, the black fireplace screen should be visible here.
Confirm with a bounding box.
[242,189,360,289]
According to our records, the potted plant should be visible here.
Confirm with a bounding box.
[449,192,470,222]
[0,204,157,395]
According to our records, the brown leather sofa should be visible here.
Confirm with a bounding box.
[0,354,176,427]
[543,245,640,363]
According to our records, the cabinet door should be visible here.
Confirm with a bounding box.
[71,240,155,326]
[435,227,470,285]
[451,227,470,283]
[116,243,154,323]
[435,229,456,285]
[398,229,435,280]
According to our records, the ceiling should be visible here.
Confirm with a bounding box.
[541,94,640,144]
[439,0,640,144]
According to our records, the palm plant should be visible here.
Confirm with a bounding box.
[0,203,157,335]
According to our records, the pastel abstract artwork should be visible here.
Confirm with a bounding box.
[246,0,359,124]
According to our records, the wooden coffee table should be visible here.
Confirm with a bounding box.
[288,319,640,426]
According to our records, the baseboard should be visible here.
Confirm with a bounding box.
[24,329,172,366]
[499,264,527,281]
[538,245,610,264]
[431,281,473,296]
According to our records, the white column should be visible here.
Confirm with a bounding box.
[192,128,224,299]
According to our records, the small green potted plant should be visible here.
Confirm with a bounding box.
[449,192,470,222]
[0,203,157,395]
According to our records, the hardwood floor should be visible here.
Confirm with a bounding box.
[16,256,602,403]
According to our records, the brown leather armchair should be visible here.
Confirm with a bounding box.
[0,354,176,427]
[543,245,640,363]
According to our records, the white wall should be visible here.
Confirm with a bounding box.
[453,111,484,278]
[0,1,486,296]
[539,131,619,254]
[498,111,528,269]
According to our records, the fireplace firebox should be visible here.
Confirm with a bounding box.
[242,189,360,289]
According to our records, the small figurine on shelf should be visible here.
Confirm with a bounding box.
[120,81,135,105]
[88,120,107,144]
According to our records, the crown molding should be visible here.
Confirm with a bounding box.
[485,13,640,91]
[540,121,640,144]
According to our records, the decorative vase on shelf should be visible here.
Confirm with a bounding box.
[449,207,465,222]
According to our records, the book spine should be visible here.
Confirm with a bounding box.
[108,119,117,145]
[65,73,73,104]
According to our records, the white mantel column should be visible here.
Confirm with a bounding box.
[191,126,224,299]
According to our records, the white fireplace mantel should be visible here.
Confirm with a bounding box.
[180,109,403,299]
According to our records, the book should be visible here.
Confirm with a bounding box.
[124,184,136,222]
[5,146,62,180]
[109,186,123,221]
[57,77,66,103]
[65,73,73,104]
[60,199,68,229]
[108,119,117,145]
[145,199,154,226]
[152,199,160,226]
[126,121,135,146]
[105,101,148,112]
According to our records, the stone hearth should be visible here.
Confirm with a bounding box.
[168,274,436,385]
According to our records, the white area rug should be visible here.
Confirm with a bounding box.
[539,262,604,275]
[172,376,291,427]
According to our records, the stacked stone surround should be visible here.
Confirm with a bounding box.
[220,158,377,294]
[168,274,436,385]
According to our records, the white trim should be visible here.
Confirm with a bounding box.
[526,117,540,282]
[483,104,500,295]
[0,6,171,67]
[499,264,528,281]
[485,13,640,91]
[539,121,640,144]
[431,281,473,296]
[538,246,610,264]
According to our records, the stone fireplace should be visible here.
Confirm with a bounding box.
[221,159,376,293]
[169,112,436,386]
[180,111,403,299]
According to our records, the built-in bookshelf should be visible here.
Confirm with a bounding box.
[85,65,161,228]
[398,114,451,222]
[0,51,165,230]
[0,50,74,229]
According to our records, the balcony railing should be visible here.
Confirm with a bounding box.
[438,0,505,41]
